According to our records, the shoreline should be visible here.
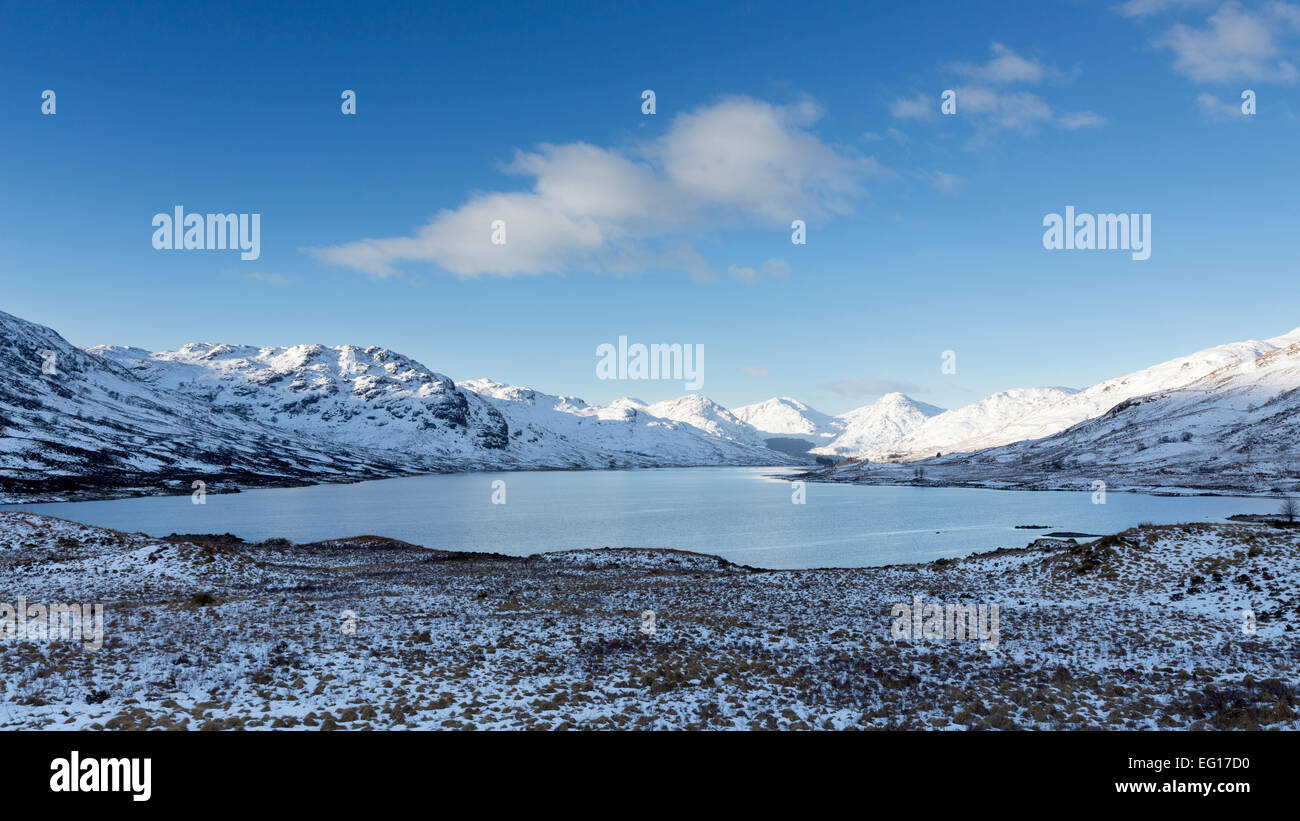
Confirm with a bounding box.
[0,461,810,507]
[5,459,1289,508]
[785,470,1297,499]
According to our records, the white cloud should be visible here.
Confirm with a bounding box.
[740,365,771,377]
[927,171,964,194]
[730,258,791,284]
[728,264,758,283]
[948,42,1055,84]
[311,96,876,279]
[1155,2,1300,83]
[1275,1,1300,26]
[954,86,1106,137]
[956,86,1055,130]
[863,127,909,143]
[1057,110,1109,129]
[1196,90,1252,116]
[890,92,936,120]
[650,97,870,220]
[891,44,1106,143]
[1116,0,1214,19]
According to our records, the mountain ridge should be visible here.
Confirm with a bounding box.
[0,310,797,502]
[5,308,1297,500]
[811,333,1300,494]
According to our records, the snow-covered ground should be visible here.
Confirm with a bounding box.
[3,511,1294,730]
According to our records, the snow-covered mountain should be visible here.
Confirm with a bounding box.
[871,387,1079,460]
[979,337,1300,483]
[810,393,944,457]
[11,304,1299,499]
[816,328,1300,493]
[0,311,423,499]
[94,342,514,462]
[732,397,841,445]
[457,379,783,467]
[91,343,795,476]
[897,330,1300,460]
[0,310,797,501]
[732,394,949,457]
[641,395,767,446]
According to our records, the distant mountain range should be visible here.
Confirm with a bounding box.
[812,327,1300,494]
[732,393,944,457]
[3,308,1297,499]
[0,310,792,501]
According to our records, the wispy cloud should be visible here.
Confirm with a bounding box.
[1196,90,1252,116]
[762,258,790,278]
[729,257,791,284]
[891,43,1105,144]
[728,264,758,283]
[946,42,1057,85]
[1153,2,1300,83]
[740,365,771,377]
[891,93,935,120]
[926,171,964,194]
[1057,110,1109,129]
[862,127,909,144]
[1116,0,1214,19]
[311,96,879,279]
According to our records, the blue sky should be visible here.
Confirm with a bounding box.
[3,0,1298,414]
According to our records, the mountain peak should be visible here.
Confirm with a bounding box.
[732,396,837,441]
[813,394,944,457]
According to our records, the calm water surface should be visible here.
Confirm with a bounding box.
[1,467,1282,569]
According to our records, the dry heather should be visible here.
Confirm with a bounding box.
[1,512,1296,730]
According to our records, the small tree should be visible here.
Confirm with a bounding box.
[1280,497,1298,524]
